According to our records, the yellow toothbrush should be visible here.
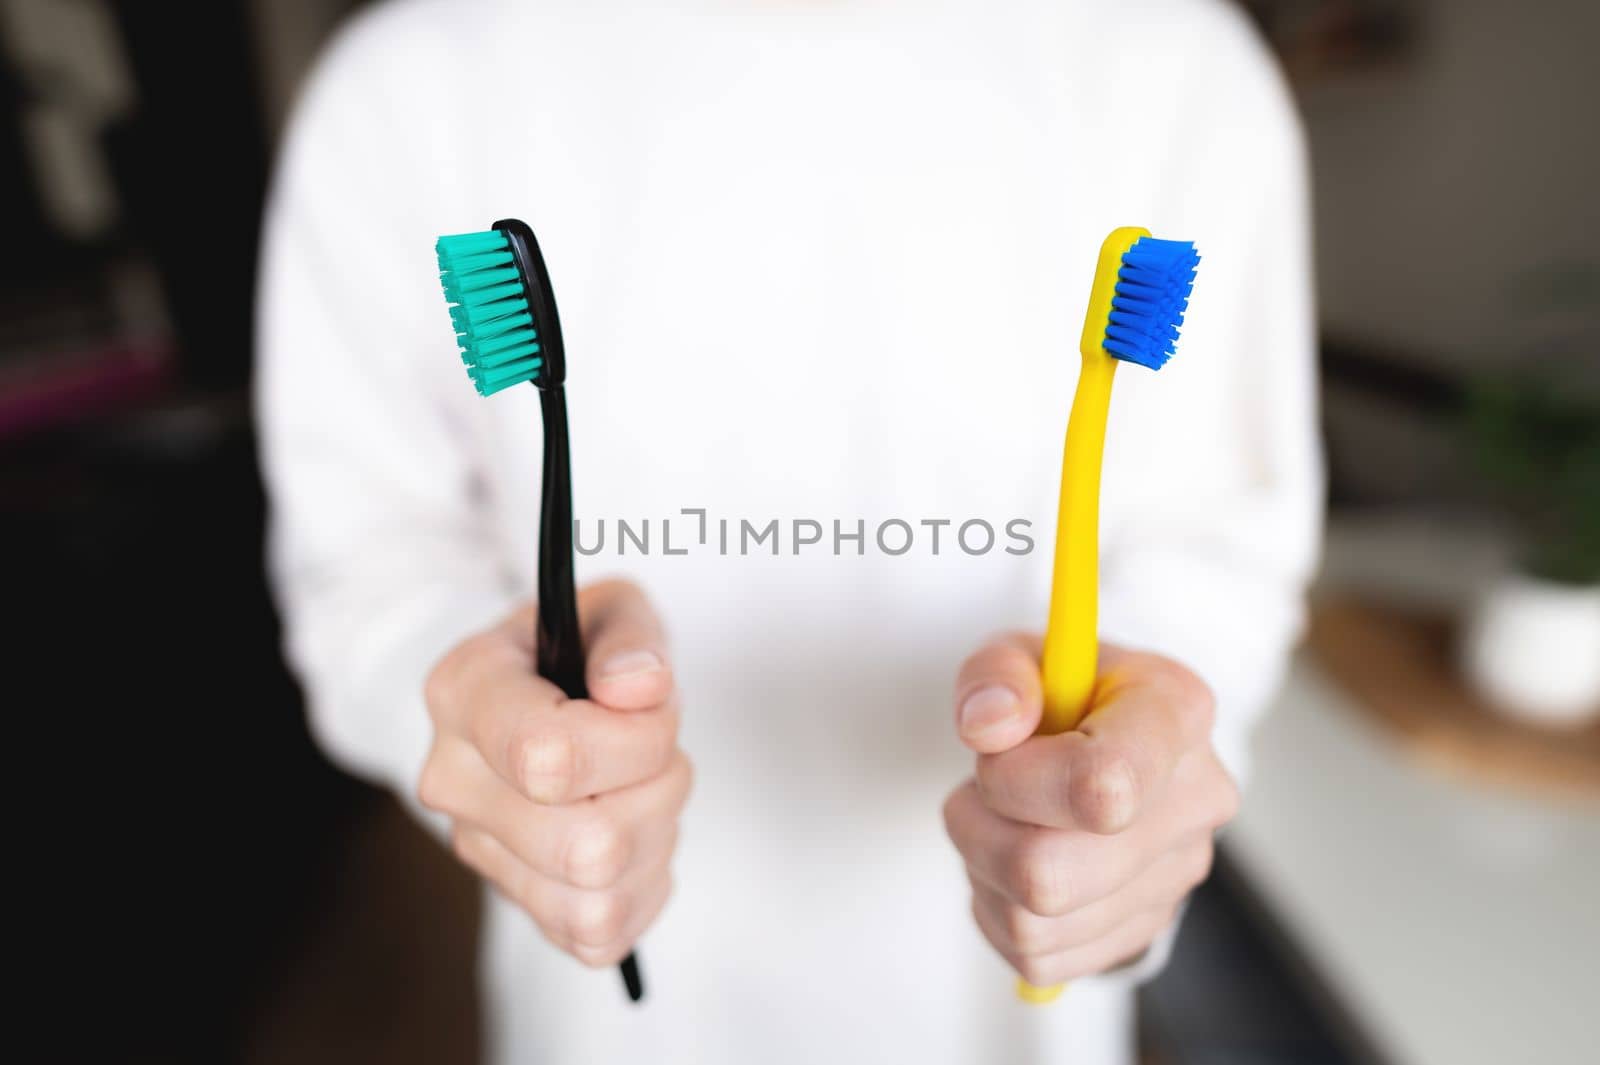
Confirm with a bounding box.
[1018,226,1200,1005]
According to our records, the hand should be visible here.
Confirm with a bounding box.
[942,635,1238,987]
[419,580,690,968]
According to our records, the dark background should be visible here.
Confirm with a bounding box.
[4,2,1593,1062]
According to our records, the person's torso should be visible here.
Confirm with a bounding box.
[396,1,1207,1059]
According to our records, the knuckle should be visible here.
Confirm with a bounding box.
[514,728,579,803]
[1071,754,1139,833]
[569,890,629,948]
[564,816,630,889]
[1009,834,1071,916]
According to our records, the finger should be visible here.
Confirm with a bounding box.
[953,632,1044,754]
[967,840,1213,957]
[580,579,674,711]
[1018,907,1178,987]
[453,824,676,962]
[522,847,677,963]
[970,877,1123,961]
[452,822,536,922]
[977,902,1177,988]
[479,751,693,888]
[943,780,1155,916]
[974,650,1213,833]
[571,869,675,969]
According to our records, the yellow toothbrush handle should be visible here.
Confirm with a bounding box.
[1018,226,1148,1005]
[1038,350,1116,735]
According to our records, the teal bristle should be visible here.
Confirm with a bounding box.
[1104,237,1200,371]
[435,229,543,396]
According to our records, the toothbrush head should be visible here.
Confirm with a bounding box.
[435,219,566,396]
[1103,237,1200,371]
[1079,227,1200,371]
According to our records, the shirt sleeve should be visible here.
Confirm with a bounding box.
[254,27,515,808]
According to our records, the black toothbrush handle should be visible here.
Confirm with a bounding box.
[535,386,645,1004]
[533,386,585,696]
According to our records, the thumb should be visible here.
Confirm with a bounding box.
[580,578,673,711]
[953,632,1044,754]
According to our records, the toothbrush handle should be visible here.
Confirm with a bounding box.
[536,386,646,1004]
[1039,353,1116,735]
[1020,349,1120,1006]
[535,386,585,697]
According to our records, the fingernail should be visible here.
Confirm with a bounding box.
[599,649,663,678]
[960,685,1020,737]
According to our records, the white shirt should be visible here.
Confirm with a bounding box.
[256,1,1321,1062]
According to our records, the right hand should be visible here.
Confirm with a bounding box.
[419,580,691,968]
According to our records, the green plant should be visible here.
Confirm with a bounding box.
[1467,376,1600,585]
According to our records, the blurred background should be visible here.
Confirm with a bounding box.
[4,1,1595,1062]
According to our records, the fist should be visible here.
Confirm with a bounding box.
[943,635,1238,987]
[419,580,690,968]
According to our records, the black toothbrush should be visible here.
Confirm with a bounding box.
[436,219,645,1003]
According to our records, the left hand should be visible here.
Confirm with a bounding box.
[942,635,1240,987]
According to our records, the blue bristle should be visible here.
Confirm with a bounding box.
[435,230,543,396]
[1103,237,1200,371]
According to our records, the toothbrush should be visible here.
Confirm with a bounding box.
[435,219,646,1004]
[1019,227,1200,1005]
